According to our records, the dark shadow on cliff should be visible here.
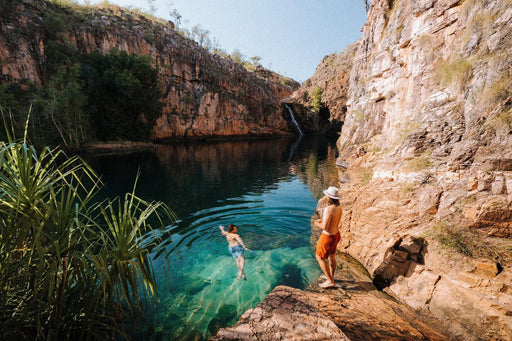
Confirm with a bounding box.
[372,236,428,290]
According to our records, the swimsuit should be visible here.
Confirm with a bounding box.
[316,231,341,259]
[229,244,244,258]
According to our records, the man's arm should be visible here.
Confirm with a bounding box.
[219,225,227,235]
[235,234,247,249]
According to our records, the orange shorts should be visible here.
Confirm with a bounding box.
[316,232,341,259]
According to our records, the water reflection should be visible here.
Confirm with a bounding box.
[84,137,338,216]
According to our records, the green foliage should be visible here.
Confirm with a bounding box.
[405,156,433,172]
[1,50,163,148]
[81,50,163,141]
[425,220,512,263]
[483,72,512,105]
[309,86,323,113]
[0,84,43,145]
[427,221,473,256]
[279,76,299,89]
[43,8,84,76]
[230,49,245,64]
[436,55,473,88]
[46,0,83,9]
[359,167,374,185]
[0,136,176,339]
[44,64,90,150]
[481,66,512,134]
[484,109,512,134]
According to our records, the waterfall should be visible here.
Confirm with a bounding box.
[285,104,304,136]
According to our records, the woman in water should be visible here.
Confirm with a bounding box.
[219,224,247,280]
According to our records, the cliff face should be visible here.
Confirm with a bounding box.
[291,43,358,123]
[301,0,512,340]
[0,0,297,140]
[284,43,358,136]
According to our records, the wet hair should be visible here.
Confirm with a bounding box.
[227,224,237,233]
[328,197,340,206]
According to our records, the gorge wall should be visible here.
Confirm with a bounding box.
[290,42,359,131]
[299,0,512,340]
[0,0,298,140]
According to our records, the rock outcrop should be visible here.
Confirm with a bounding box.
[283,43,359,137]
[0,0,298,140]
[295,0,512,340]
[291,43,359,123]
[214,246,447,341]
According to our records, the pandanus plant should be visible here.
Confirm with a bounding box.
[0,114,176,340]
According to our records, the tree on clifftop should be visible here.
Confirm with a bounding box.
[81,50,163,141]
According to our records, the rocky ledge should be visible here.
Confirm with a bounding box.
[213,251,446,341]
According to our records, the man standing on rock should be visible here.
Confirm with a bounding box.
[314,186,342,288]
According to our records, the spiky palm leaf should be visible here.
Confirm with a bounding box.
[0,137,176,340]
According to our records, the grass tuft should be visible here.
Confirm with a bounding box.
[359,167,374,185]
[436,55,473,88]
[425,220,512,263]
[405,156,433,172]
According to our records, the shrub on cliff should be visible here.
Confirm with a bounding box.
[309,86,323,113]
[81,50,163,141]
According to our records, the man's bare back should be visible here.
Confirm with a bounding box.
[315,204,342,235]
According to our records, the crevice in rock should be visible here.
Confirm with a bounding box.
[425,275,441,305]
[497,262,503,275]
[372,236,428,290]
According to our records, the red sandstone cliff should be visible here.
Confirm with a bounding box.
[0,0,298,140]
[288,0,512,339]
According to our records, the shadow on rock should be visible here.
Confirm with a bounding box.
[373,235,428,290]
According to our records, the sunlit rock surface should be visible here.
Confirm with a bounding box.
[214,250,446,341]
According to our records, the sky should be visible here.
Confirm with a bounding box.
[78,0,367,83]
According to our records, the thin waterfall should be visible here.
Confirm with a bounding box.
[285,104,304,136]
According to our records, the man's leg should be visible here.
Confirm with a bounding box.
[316,254,335,287]
[239,256,246,279]
[328,253,337,280]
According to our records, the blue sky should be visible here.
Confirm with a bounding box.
[79,0,367,82]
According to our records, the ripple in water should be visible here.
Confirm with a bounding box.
[151,179,320,340]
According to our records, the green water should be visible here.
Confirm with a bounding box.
[83,136,339,340]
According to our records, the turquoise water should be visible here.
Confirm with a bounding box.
[83,136,338,340]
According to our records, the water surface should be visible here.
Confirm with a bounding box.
[83,136,339,340]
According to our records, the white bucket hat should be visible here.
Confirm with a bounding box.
[323,186,341,200]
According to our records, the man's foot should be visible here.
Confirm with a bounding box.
[319,280,336,288]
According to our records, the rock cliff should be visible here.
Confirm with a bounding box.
[0,0,298,140]
[290,42,359,132]
[295,0,512,340]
